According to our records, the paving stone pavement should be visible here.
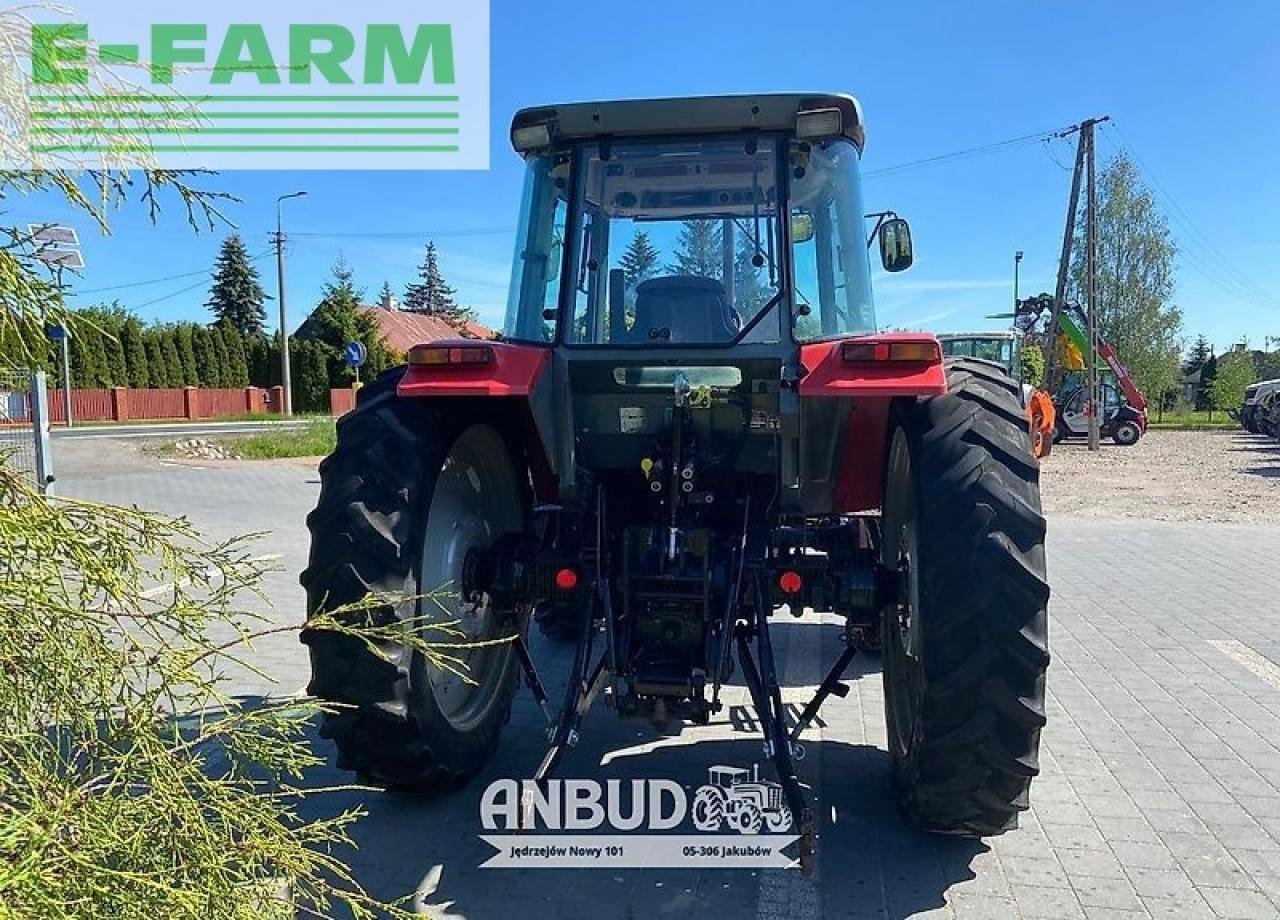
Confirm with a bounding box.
[57,440,1280,918]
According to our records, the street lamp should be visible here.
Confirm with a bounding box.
[1013,250,1024,311]
[275,191,307,417]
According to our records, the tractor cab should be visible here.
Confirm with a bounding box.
[502,94,912,351]
[937,331,1020,376]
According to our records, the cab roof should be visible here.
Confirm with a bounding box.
[936,331,1019,341]
[510,93,864,154]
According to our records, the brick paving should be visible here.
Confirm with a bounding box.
[57,439,1280,918]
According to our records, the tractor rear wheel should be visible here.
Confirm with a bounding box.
[881,357,1050,835]
[301,368,529,789]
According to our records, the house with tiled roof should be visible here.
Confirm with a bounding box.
[357,292,493,354]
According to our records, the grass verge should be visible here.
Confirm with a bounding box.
[214,417,336,459]
[1148,410,1238,430]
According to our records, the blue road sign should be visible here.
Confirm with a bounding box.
[46,324,68,341]
[344,341,368,368]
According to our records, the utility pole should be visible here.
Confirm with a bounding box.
[1043,116,1109,424]
[274,191,307,417]
[1084,121,1102,451]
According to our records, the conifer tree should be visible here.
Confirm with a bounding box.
[206,234,268,335]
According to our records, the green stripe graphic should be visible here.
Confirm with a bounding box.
[33,144,461,153]
[31,126,460,135]
[29,94,461,103]
[32,111,459,120]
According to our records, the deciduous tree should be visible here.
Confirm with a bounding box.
[1070,154,1183,406]
[1209,350,1253,412]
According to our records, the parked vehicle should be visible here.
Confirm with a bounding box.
[1241,379,1280,433]
[1054,382,1147,446]
[300,94,1050,871]
[937,331,1056,458]
[1261,390,1280,438]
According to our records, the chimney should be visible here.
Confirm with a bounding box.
[381,290,400,312]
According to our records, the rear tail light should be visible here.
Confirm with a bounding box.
[841,340,940,364]
[778,571,803,595]
[554,568,579,592]
[408,344,494,366]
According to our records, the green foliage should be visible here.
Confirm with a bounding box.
[1256,348,1280,382]
[175,324,199,386]
[669,220,723,279]
[2,164,420,918]
[142,332,167,388]
[209,323,231,387]
[1147,408,1238,430]
[120,318,150,388]
[245,334,274,388]
[206,234,268,335]
[296,258,396,387]
[0,465,441,919]
[216,417,337,459]
[733,235,769,316]
[1183,334,1213,374]
[70,323,107,388]
[403,241,475,324]
[158,331,184,388]
[292,339,332,413]
[192,326,219,388]
[1196,353,1218,411]
[1209,349,1256,411]
[1020,342,1046,385]
[1069,154,1183,407]
[619,231,660,287]
[217,321,250,388]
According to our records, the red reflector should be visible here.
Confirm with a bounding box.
[555,568,579,591]
[841,340,939,363]
[408,344,495,366]
[779,571,803,595]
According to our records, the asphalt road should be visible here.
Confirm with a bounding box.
[52,435,1280,920]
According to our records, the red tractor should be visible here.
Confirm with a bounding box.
[301,94,1049,870]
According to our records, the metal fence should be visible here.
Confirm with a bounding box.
[0,369,55,494]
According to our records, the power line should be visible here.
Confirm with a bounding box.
[69,249,273,296]
[1102,122,1280,311]
[863,126,1072,180]
[290,227,513,240]
[132,276,211,310]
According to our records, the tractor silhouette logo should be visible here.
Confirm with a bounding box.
[692,765,793,834]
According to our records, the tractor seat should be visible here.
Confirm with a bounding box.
[631,275,739,343]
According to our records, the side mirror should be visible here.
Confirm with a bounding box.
[879,217,913,272]
[790,211,814,244]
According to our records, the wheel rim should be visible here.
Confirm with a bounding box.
[419,425,522,732]
[1117,423,1138,444]
[883,427,924,761]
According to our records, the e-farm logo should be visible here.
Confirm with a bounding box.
[12,1,489,170]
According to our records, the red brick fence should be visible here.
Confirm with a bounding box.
[39,386,285,424]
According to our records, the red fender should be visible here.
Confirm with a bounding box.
[800,334,947,513]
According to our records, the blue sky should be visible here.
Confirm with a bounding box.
[10,0,1280,354]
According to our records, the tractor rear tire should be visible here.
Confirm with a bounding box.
[881,357,1050,836]
[301,367,529,790]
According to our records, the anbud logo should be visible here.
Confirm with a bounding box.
[481,779,687,832]
[477,765,799,870]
